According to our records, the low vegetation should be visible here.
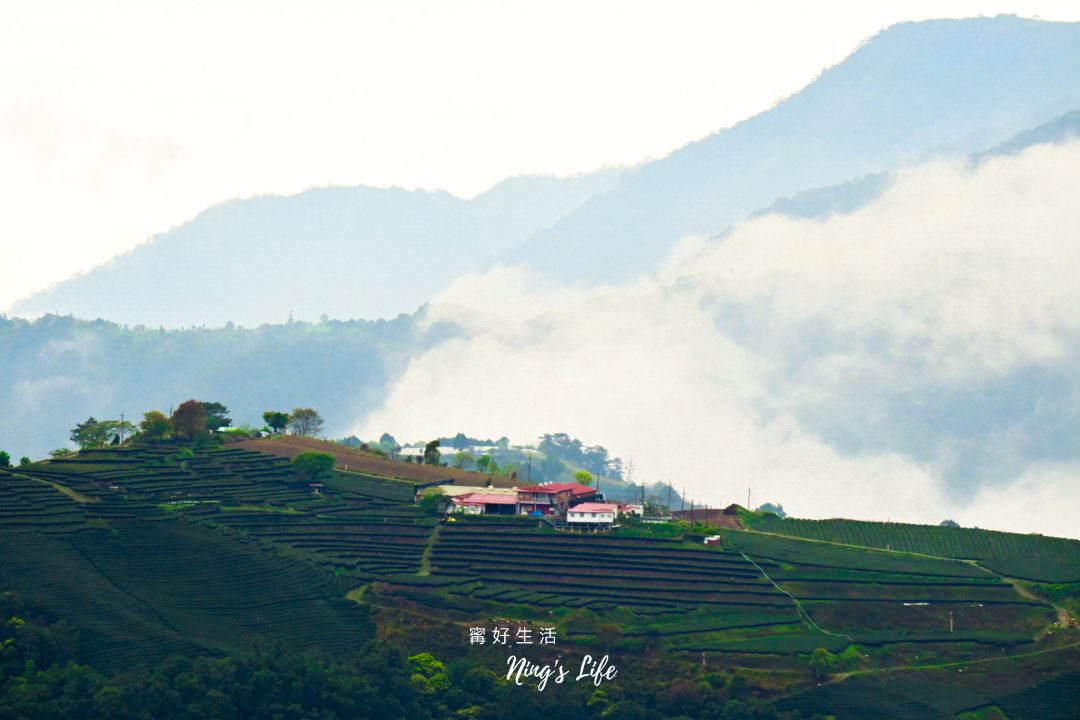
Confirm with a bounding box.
[0,436,1075,718]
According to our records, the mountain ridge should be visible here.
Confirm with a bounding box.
[504,15,1080,281]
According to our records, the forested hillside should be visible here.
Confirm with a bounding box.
[0,313,443,459]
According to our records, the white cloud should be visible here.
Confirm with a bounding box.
[958,464,1080,539]
[676,143,1080,378]
[359,139,1080,538]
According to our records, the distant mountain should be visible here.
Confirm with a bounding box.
[9,170,620,328]
[755,107,1080,222]
[505,16,1080,281]
[15,17,1080,327]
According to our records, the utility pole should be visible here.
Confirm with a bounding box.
[119,412,125,443]
[527,454,532,484]
[747,487,751,511]
[681,487,686,513]
[666,483,673,513]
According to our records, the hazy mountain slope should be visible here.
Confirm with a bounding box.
[505,16,1080,281]
[0,312,455,460]
[10,170,620,327]
[755,107,1080,221]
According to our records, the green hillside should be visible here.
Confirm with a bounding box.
[748,516,1080,583]
[1,444,1077,718]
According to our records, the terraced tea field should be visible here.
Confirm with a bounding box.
[751,516,1080,582]
[413,520,1052,655]
[0,443,1072,689]
[0,477,371,670]
[7,445,440,581]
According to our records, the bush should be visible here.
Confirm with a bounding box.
[293,452,335,481]
[418,488,450,516]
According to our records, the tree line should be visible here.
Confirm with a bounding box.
[0,403,331,461]
[0,590,822,720]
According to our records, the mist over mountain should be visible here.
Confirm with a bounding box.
[10,171,620,328]
[6,16,1080,538]
[360,137,1080,539]
[505,16,1080,282]
[754,107,1080,221]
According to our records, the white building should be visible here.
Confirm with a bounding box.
[566,502,619,525]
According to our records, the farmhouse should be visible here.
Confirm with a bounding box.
[451,492,518,515]
[516,482,598,516]
[566,502,619,528]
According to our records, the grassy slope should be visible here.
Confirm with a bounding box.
[748,515,1080,583]
[2,444,1077,711]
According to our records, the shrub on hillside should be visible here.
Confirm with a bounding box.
[294,452,335,482]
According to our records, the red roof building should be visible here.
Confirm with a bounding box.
[451,492,518,516]
[516,482,597,516]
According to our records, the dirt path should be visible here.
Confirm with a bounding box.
[1002,575,1076,635]
[418,525,441,577]
[740,551,852,643]
[16,473,99,503]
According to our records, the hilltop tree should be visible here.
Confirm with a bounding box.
[288,408,324,437]
[539,432,623,480]
[70,417,136,449]
[293,451,334,482]
[423,439,441,466]
[70,417,106,449]
[171,400,208,440]
[262,411,289,434]
[449,432,469,450]
[757,502,787,518]
[573,470,594,486]
[19,456,31,467]
[202,402,231,429]
[0,451,9,468]
[138,411,172,442]
[378,432,398,450]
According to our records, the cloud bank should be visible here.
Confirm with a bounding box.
[358,141,1080,538]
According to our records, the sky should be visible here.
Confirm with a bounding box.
[4,1,1080,311]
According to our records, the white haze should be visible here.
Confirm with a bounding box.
[358,140,1080,539]
[7,2,1080,311]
